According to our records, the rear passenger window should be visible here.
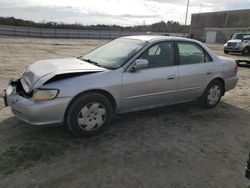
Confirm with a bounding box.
[178,42,212,65]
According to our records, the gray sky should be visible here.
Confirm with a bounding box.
[0,0,250,26]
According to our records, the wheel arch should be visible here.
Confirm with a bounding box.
[64,89,117,122]
[242,46,250,55]
[208,77,225,95]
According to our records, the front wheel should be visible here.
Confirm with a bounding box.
[242,47,250,55]
[200,80,223,109]
[65,93,113,136]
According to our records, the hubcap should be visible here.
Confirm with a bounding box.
[207,85,221,105]
[243,47,249,54]
[77,103,106,131]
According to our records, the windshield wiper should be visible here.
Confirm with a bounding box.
[79,57,103,68]
[78,56,114,70]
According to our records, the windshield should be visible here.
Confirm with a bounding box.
[232,33,250,41]
[83,38,147,69]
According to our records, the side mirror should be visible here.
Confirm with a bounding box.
[131,59,149,72]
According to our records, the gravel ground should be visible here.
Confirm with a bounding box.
[0,37,249,188]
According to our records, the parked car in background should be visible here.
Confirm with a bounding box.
[3,36,238,136]
[224,33,250,55]
[161,33,170,36]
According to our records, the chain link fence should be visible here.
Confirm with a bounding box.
[0,25,185,39]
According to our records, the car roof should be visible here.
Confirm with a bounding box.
[122,35,197,43]
[121,35,220,63]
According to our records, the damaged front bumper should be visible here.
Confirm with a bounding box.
[2,79,15,107]
[3,89,8,107]
[2,79,71,125]
[246,153,250,180]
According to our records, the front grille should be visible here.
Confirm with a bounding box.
[227,42,237,47]
[15,80,33,98]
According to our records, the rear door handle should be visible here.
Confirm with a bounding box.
[167,75,176,80]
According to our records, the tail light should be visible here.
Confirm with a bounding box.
[234,62,238,74]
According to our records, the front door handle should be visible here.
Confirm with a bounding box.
[206,70,213,75]
[167,75,176,80]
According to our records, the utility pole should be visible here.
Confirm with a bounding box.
[224,11,228,28]
[184,0,190,37]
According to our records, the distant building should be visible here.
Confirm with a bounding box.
[190,9,250,43]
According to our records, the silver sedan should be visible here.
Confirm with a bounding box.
[3,36,238,136]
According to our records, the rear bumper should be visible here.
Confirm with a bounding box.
[4,85,71,125]
[224,76,238,91]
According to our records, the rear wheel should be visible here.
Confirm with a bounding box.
[200,80,223,109]
[65,93,113,136]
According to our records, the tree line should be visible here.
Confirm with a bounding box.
[0,17,188,33]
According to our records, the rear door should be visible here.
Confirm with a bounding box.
[176,42,215,102]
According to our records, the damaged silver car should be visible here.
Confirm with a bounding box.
[3,36,238,136]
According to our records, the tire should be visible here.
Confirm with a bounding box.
[200,80,223,109]
[65,93,113,136]
[224,50,229,54]
[242,47,250,55]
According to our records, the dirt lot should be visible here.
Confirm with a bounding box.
[0,37,249,188]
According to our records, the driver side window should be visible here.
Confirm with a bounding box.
[140,42,174,68]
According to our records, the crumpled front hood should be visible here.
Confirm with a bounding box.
[20,58,106,93]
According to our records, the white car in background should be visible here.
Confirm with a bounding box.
[224,33,250,55]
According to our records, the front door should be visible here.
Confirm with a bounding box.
[122,42,178,111]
